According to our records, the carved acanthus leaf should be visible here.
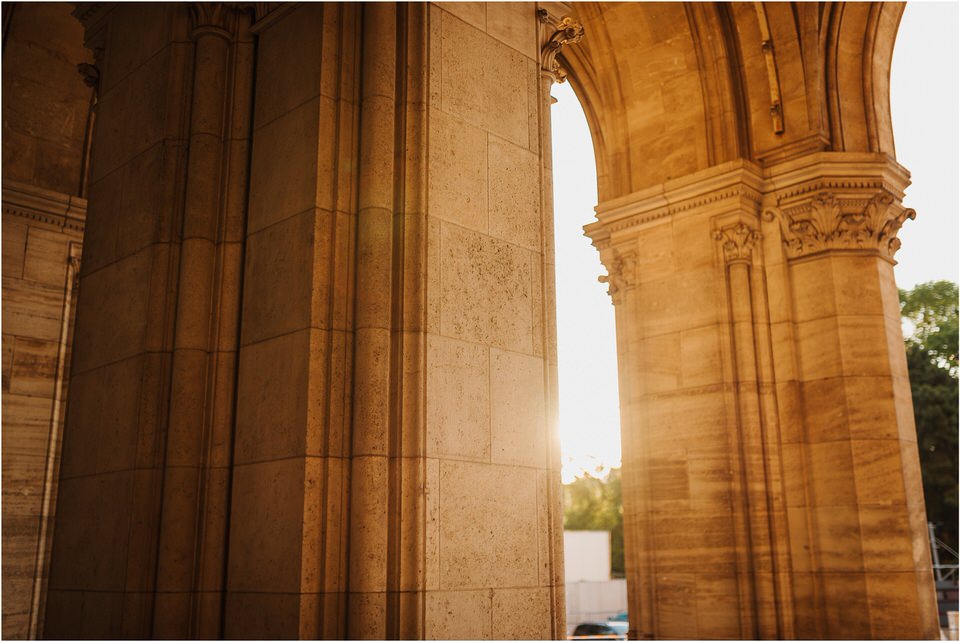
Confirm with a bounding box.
[764,191,914,261]
[713,222,761,264]
[538,11,584,83]
[598,250,637,305]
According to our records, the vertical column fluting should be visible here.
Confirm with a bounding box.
[348,4,396,638]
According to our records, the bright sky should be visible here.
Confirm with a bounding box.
[551,2,960,483]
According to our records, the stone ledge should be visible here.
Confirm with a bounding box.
[2,180,87,234]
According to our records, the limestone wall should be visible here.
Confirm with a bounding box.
[1,4,91,639]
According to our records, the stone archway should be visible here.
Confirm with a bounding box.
[562,3,936,638]
[19,2,937,639]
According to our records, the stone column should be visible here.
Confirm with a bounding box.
[760,153,938,639]
[587,153,938,640]
[224,4,360,638]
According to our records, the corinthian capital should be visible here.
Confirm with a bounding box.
[598,249,637,306]
[713,222,761,265]
[764,190,915,261]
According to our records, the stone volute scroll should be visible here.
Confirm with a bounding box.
[713,222,762,265]
[538,9,584,83]
[598,249,637,306]
[763,190,916,262]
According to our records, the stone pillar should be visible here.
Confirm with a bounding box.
[760,153,938,640]
[587,153,938,639]
[588,163,772,639]
[50,2,566,638]
[45,3,255,638]
[223,4,360,638]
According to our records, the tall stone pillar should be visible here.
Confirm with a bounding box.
[759,153,938,639]
[45,2,257,638]
[48,3,566,639]
[587,152,938,639]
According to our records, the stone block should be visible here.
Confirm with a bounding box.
[253,4,324,129]
[223,592,301,639]
[2,218,27,279]
[485,3,537,60]
[837,315,894,377]
[425,589,491,640]
[694,573,741,638]
[1,276,64,341]
[438,460,538,589]
[656,573,698,639]
[235,329,313,464]
[247,98,321,234]
[440,12,529,147]
[426,334,490,461]
[858,504,917,572]
[47,471,133,592]
[428,109,488,234]
[850,439,908,506]
[492,587,551,639]
[8,336,58,398]
[807,441,857,508]
[488,135,541,250]
[240,209,316,346]
[679,326,722,388]
[440,223,533,354]
[227,457,307,594]
[490,348,546,468]
[437,3,485,30]
[794,317,842,381]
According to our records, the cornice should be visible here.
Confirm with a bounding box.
[2,180,87,234]
[587,160,765,242]
[586,153,912,250]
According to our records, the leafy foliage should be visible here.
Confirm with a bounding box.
[900,280,959,375]
[564,468,624,577]
[900,281,959,550]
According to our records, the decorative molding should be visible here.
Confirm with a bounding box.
[598,249,637,305]
[538,10,584,83]
[763,190,914,261]
[2,180,87,234]
[713,222,761,264]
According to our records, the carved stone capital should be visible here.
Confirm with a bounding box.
[598,249,637,306]
[713,222,761,265]
[189,2,238,40]
[763,190,915,261]
[538,10,583,83]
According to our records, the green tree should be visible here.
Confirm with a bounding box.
[564,468,624,577]
[900,281,959,550]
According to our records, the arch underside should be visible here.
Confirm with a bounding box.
[561,1,904,202]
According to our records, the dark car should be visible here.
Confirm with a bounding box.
[569,622,627,640]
